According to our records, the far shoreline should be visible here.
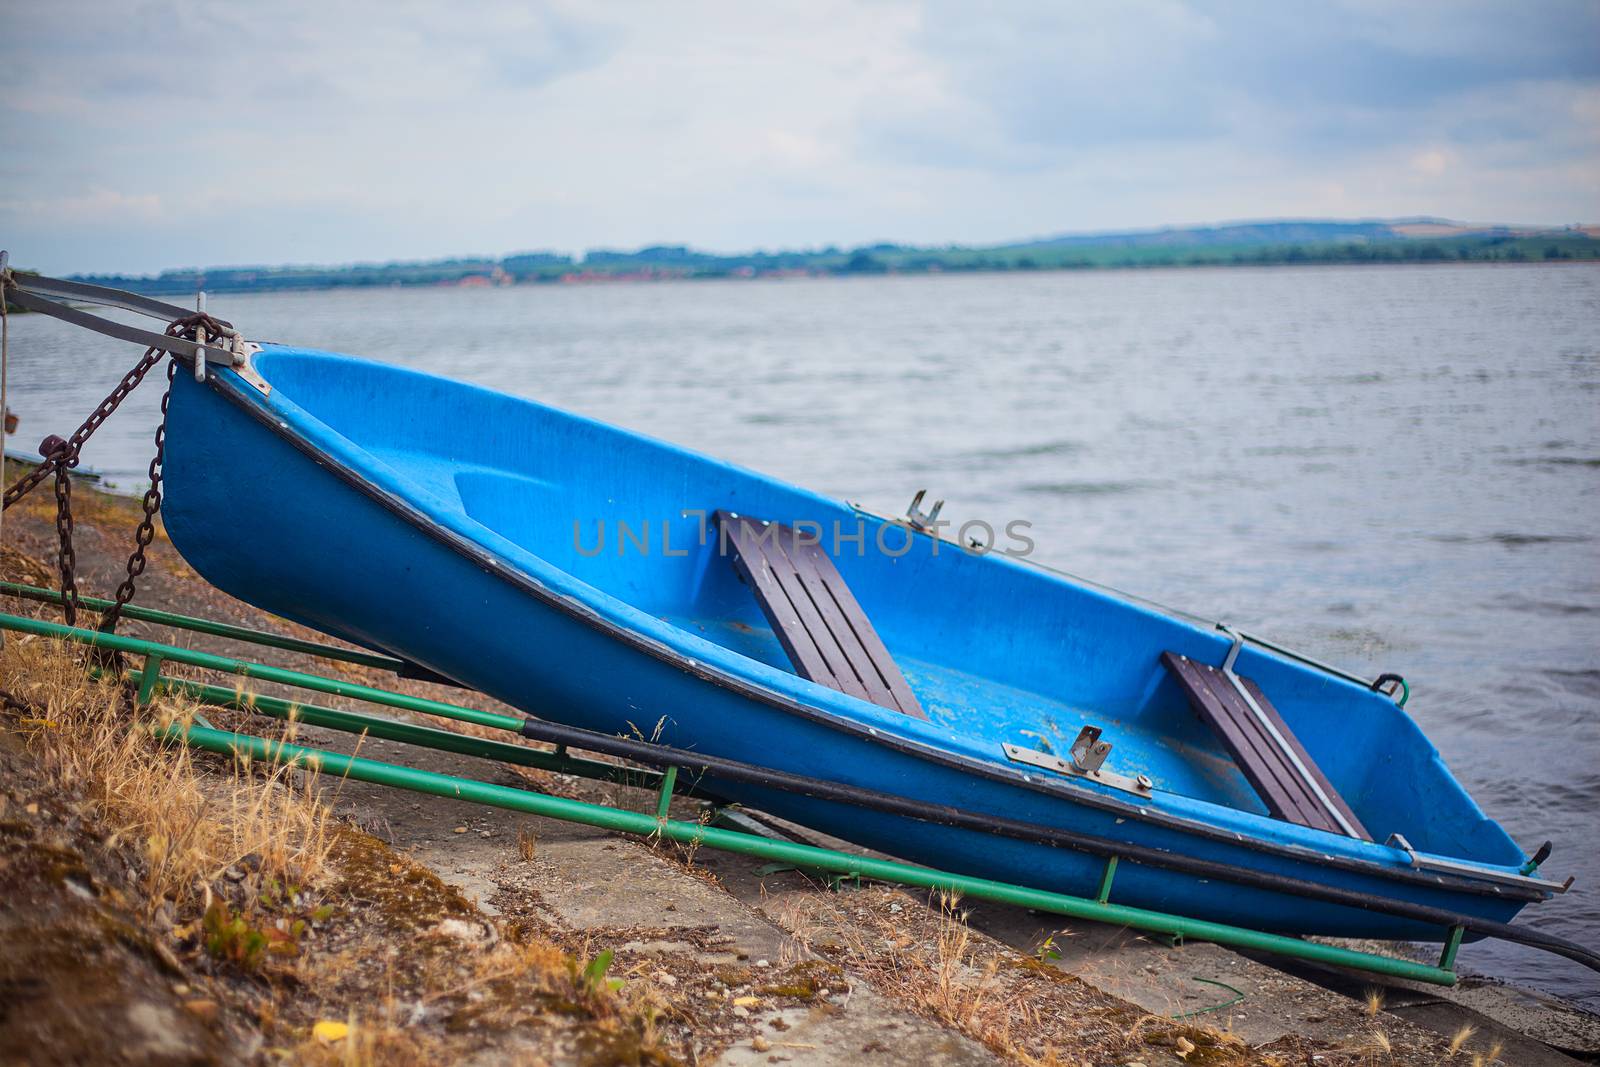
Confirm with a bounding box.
[43,219,1597,300]
[52,252,1600,305]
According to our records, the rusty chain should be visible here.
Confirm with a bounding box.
[103,357,178,632]
[51,447,78,626]
[1,311,227,629]
[2,343,166,510]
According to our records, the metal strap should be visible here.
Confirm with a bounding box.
[5,288,220,364]
[10,273,237,336]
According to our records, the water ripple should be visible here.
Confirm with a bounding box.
[1428,532,1594,547]
[1021,479,1163,496]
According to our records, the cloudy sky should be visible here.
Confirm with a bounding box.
[3,0,1597,274]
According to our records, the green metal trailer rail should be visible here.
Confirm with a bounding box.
[0,583,1464,986]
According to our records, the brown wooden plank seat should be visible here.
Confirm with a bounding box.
[713,509,926,719]
[1161,651,1369,839]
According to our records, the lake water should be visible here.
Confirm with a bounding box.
[6,264,1598,1007]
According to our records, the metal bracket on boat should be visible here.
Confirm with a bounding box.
[1002,737,1154,799]
[228,338,270,396]
[1386,831,1423,869]
[182,320,269,397]
[905,490,944,532]
[1068,725,1112,773]
[1386,832,1574,894]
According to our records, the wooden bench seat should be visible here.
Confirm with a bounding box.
[1162,650,1368,839]
[713,510,926,719]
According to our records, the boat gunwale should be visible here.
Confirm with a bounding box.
[196,350,1547,904]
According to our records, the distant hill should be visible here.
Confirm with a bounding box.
[69,218,1598,296]
[1016,217,1584,249]
[1021,218,1406,248]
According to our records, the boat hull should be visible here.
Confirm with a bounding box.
[160,351,1538,939]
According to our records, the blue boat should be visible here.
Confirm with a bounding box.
[160,344,1563,940]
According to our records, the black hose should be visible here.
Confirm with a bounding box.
[518,715,1600,974]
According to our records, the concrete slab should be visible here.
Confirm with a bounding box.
[1253,949,1600,1061]
[964,903,1590,1066]
[963,903,1376,1046]
[715,998,995,1067]
[695,811,1597,1065]
[302,729,1000,1066]
[1427,980,1600,1055]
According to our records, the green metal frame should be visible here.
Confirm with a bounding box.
[139,674,674,794]
[0,596,1461,986]
[0,580,403,671]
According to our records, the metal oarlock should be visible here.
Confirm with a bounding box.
[904,489,944,531]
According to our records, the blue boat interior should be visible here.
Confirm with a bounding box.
[241,346,1527,872]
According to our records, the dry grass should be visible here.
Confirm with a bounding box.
[1,542,54,588]
[770,884,1254,1066]
[286,895,677,1064]
[0,459,155,535]
[924,892,1002,1033]
[1,633,334,915]
[1,630,681,1062]
[1442,1022,1504,1066]
[1351,1027,1393,1066]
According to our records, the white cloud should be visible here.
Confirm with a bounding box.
[1411,148,1454,178]
[2,0,1596,274]
[3,188,165,225]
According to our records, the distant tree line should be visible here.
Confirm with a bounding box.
[63,233,1599,296]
